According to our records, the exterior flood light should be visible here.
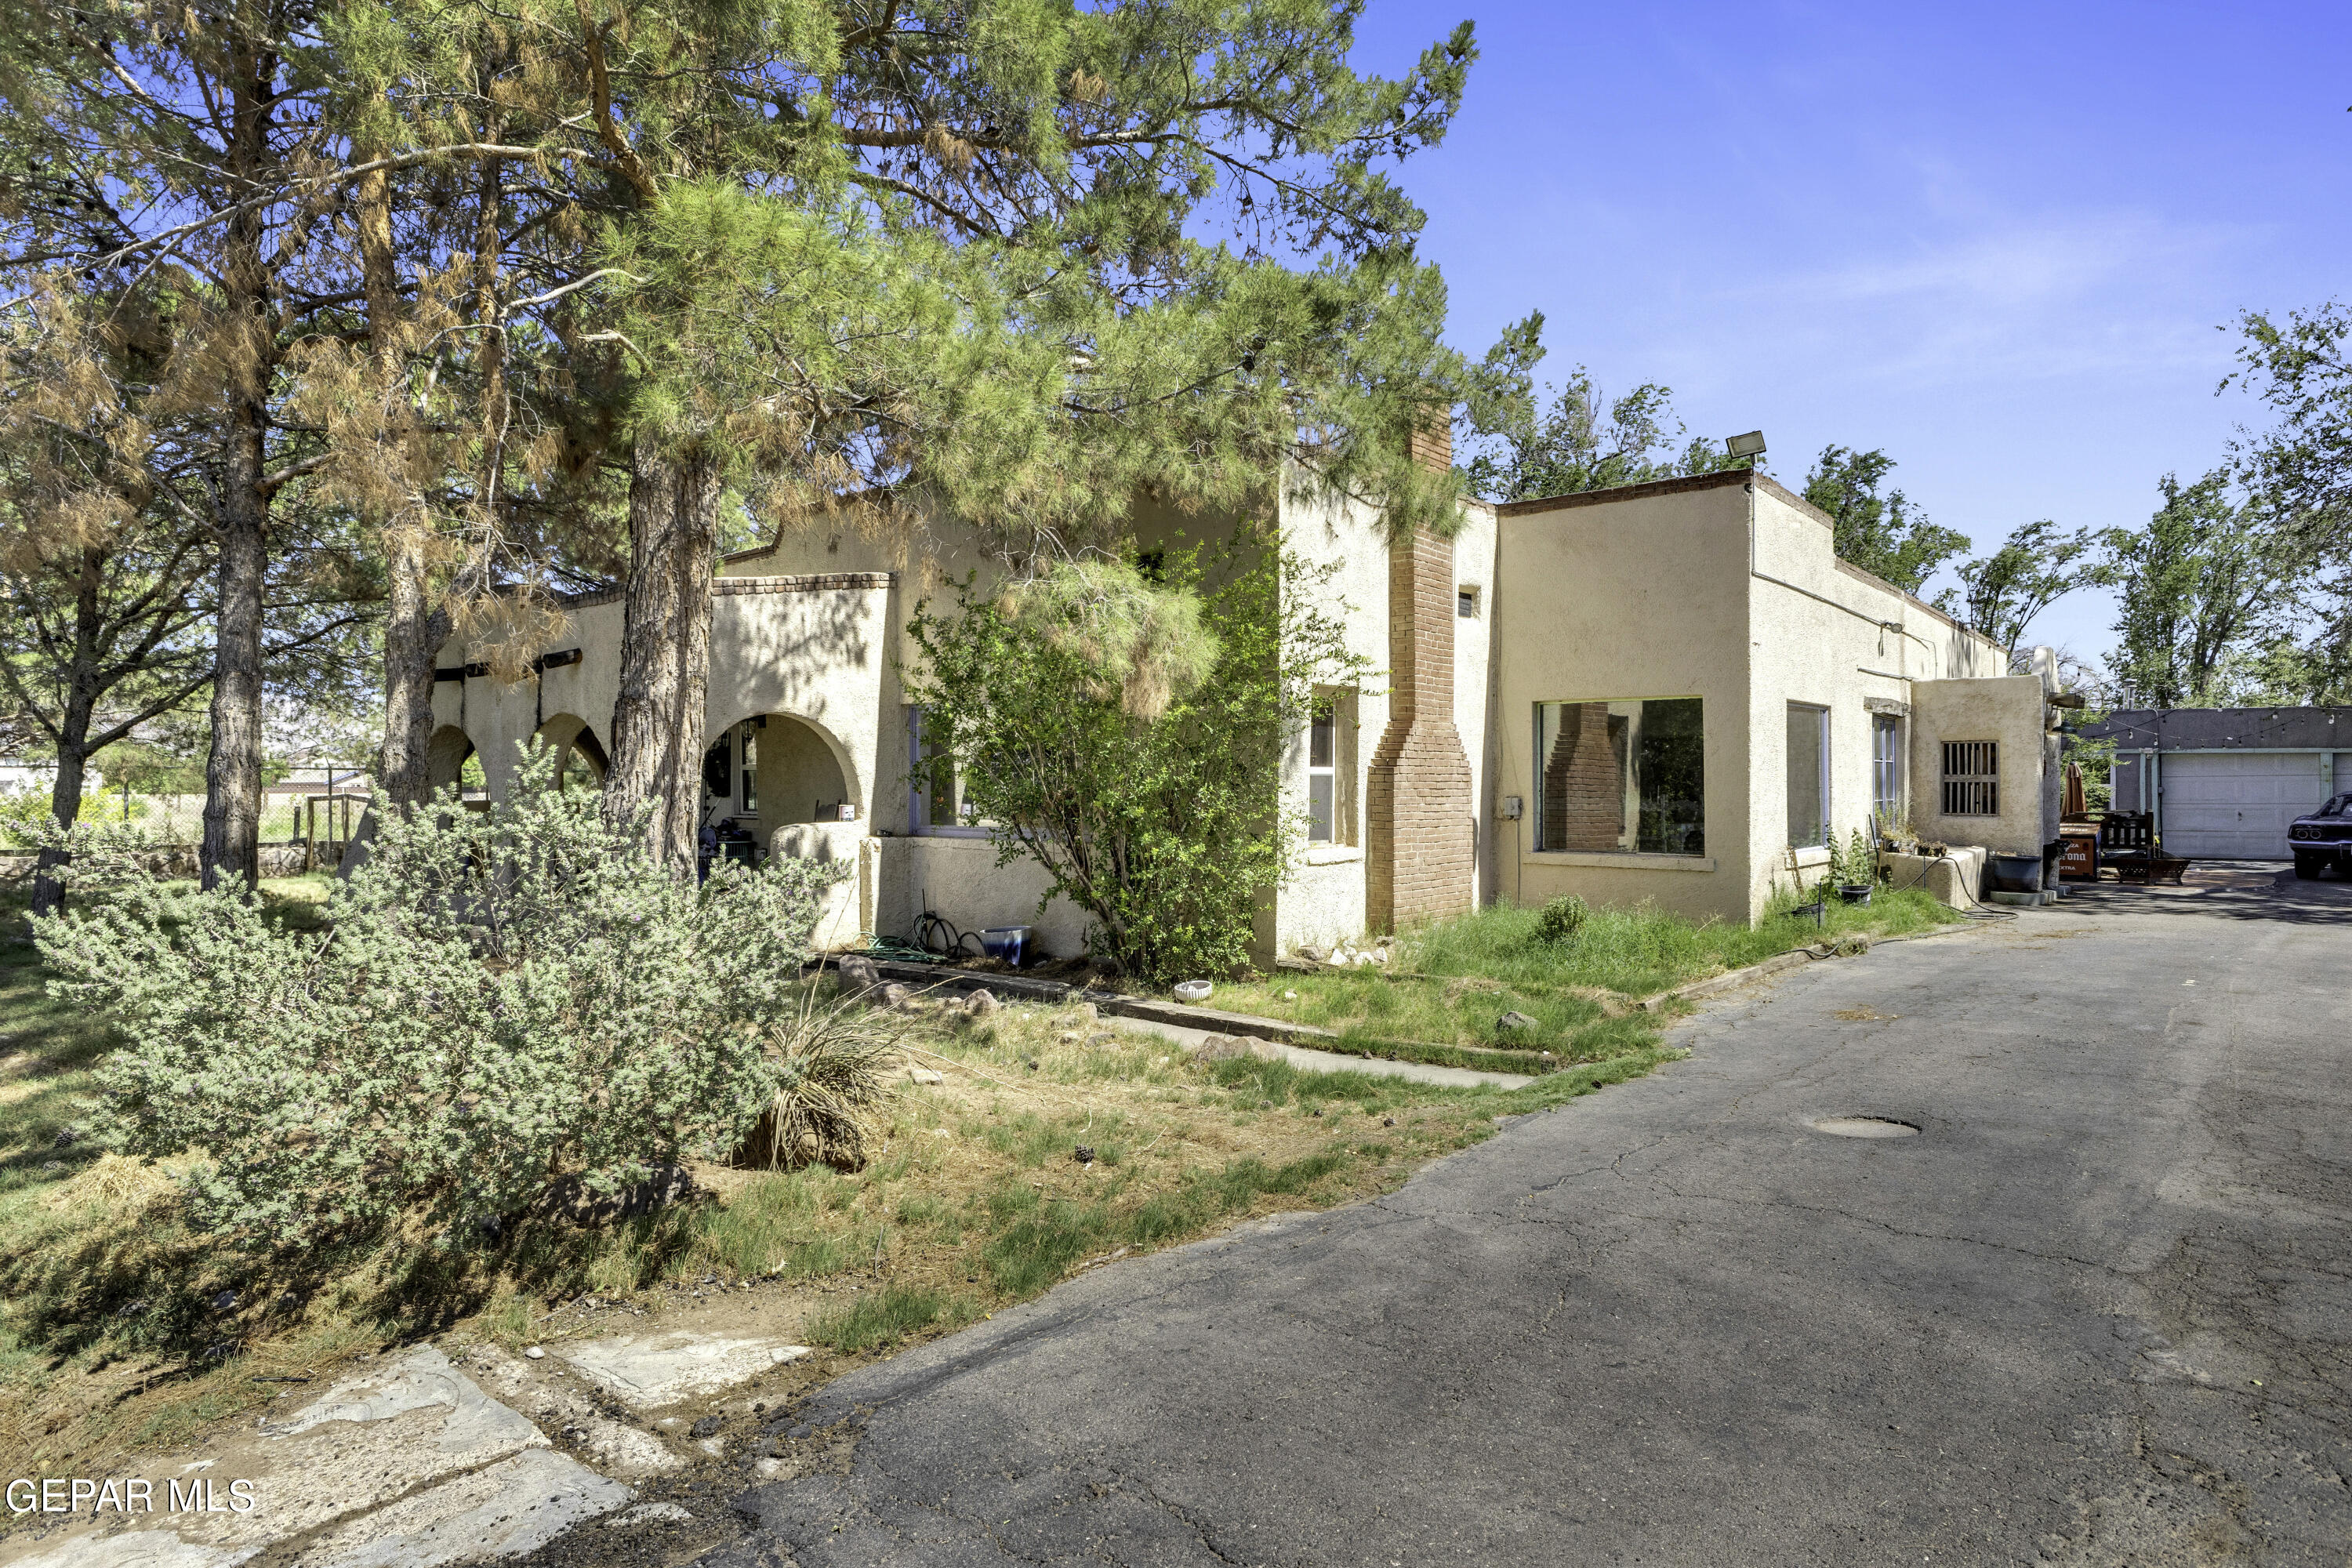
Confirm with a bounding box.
[1726,430,1767,460]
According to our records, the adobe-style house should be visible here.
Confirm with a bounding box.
[426,446,2060,959]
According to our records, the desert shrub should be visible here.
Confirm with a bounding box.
[35,744,846,1247]
[1533,895,1588,945]
[734,990,901,1171]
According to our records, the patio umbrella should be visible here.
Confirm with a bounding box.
[2063,759,2087,816]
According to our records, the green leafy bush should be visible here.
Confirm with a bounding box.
[1534,895,1589,945]
[35,746,846,1246]
[904,535,1368,982]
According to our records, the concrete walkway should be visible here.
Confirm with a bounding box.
[1107,1012,1536,1090]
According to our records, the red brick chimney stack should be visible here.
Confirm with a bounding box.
[1364,416,1475,933]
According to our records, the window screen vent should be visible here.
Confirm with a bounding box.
[1941,740,1998,817]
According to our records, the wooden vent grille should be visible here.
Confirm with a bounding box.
[1941,740,1998,816]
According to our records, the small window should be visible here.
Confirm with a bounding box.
[1787,703,1829,849]
[1303,687,1357,845]
[1457,586,1480,618]
[739,722,759,815]
[1942,741,1998,816]
[1871,713,1904,826]
[1534,697,1704,855]
[1308,699,1336,841]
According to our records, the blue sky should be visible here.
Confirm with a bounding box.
[1351,1,2350,663]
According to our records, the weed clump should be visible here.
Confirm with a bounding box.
[1534,895,1589,946]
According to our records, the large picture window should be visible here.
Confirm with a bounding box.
[1787,703,1829,849]
[1534,697,1704,855]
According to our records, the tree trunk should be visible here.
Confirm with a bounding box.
[603,434,719,873]
[31,546,106,916]
[354,153,446,811]
[198,44,274,894]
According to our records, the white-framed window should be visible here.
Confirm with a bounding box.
[906,706,985,836]
[1941,740,1998,816]
[738,720,760,815]
[1871,713,1904,826]
[1787,702,1829,849]
[1305,687,1357,845]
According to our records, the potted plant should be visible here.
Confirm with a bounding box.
[1835,829,1875,906]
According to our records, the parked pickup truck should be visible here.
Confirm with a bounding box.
[2288,794,2352,878]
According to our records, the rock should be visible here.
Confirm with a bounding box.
[524,1346,545,1359]
[535,1164,698,1228]
[607,1501,695,1528]
[965,988,1000,1015]
[836,953,880,996]
[880,982,913,1011]
[557,1333,811,1412]
[466,1345,682,1479]
[1073,1145,1095,1164]
[688,1415,723,1439]
[1192,1033,1279,1063]
[1296,945,1328,964]
[907,1065,944,1086]
[1496,1011,1537,1033]
[1281,989,1298,1001]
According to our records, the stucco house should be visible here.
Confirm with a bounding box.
[425,443,2060,959]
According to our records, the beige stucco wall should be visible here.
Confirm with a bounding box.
[858,833,1094,960]
[1742,482,2010,913]
[1493,477,1754,923]
[1491,472,2020,925]
[1909,674,2050,857]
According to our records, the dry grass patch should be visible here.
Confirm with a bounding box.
[0,975,1675,1485]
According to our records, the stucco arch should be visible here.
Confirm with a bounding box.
[704,709,858,844]
[533,713,608,789]
[426,724,477,791]
[708,707,860,809]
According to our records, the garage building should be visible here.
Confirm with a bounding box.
[2085,708,2352,860]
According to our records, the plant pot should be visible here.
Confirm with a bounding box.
[1836,884,1874,906]
[1173,980,1214,1004]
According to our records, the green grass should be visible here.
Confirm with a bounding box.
[1214,889,1962,1049]
[808,1282,978,1354]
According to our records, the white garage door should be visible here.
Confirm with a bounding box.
[2160,753,2332,859]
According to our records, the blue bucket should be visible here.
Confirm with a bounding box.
[980,926,1029,965]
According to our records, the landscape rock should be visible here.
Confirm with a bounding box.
[1191,1033,1280,1063]
[965,989,1000,1015]
[606,1502,695,1529]
[1296,945,1327,964]
[835,954,881,996]
[557,1331,811,1412]
[880,982,913,1011]
[1496,1011,1537,1033]
[907,1065,945,1085]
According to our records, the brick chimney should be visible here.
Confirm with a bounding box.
[1365,418,1475,933]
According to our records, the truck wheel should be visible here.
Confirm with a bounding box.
[2295,852,2321,880]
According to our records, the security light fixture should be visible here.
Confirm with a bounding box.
[1726,430,1767,460]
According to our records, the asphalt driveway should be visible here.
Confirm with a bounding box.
[713,870,2352,1566]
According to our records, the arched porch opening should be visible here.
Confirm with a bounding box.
[702,711,855,850]
[534,713,608,793]
[426,724,480,793]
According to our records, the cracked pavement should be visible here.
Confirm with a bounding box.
[701,871,2352,1566]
